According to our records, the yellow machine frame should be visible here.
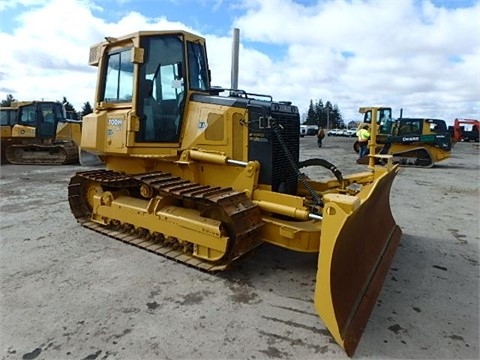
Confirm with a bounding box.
[68,31,402,356]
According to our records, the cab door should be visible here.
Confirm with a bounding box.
[37,102,59,139]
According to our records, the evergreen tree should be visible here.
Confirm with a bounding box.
[62,97,78,120]
[315,99,324,127]
[305,100,316,125]
[332,104,344,128]
[304,98,344,129]
[81,101,93,116]
[1,94,17,107]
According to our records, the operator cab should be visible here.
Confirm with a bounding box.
[359,107,396,135]
[98,32,210,143]
[0,107,18,126]
[16,102,64,139]
[362,107,395,134]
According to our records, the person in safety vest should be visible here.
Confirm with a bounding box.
[357,125,370,158]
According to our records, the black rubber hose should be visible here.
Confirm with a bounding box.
[270,118,323,208]
[298,158,344,184]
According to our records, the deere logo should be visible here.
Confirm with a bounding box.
[108,118,123,127]
[402,136,419,142]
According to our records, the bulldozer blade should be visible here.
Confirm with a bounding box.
[314,166,402,357]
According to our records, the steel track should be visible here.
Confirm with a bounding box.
[5,142,78,165]
[68,169,264,272]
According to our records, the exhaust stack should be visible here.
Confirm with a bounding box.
[231,28,240,90]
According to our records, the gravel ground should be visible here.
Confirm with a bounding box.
[0,136,478,360]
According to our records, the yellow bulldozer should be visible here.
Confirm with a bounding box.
[1,100,102,166]
[0,100,82,165]
[354,106,452,167]
[68,30,402,356]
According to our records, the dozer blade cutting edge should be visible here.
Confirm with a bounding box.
[314,165,402,356]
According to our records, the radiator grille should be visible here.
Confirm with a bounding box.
[247,105,300,195]
[271,111,300,195]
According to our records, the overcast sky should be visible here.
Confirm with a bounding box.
[0,0,478,124]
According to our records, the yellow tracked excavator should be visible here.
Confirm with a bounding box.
[68,30,402,356]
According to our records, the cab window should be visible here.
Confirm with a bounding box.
[19,105,37,124]
[398,119,422,135]
[187,41,209,91]
[39,103,57,123]
[378,108,393,133]
[429,120,447,133]
[0,109,16,125]
[103,49,134,103]
[137,35,185,143]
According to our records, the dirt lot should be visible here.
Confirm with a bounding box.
[0,137,478,360]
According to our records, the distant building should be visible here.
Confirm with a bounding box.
[348,120,359,129]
